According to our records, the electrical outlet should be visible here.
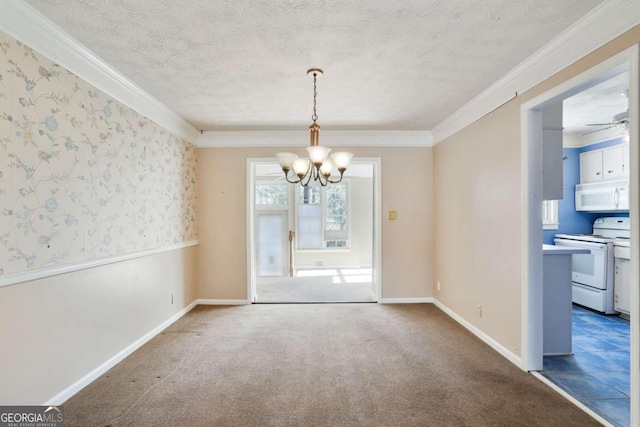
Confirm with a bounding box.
[171,294,175,304]
[437,281,441,291]
[477,304,482,317]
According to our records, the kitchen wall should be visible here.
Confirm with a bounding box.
[197,146,433,301]
[0,31,198,403]
[543,136,629,245]
[433,25,640,358]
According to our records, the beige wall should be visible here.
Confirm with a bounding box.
[197,146,433,300]
[0,246,197,404]
[433,25,640,357]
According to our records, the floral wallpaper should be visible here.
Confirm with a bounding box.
[0,31,197,276]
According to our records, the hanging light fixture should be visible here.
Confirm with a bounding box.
[276,69,353,186]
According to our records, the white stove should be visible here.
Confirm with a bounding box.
[554,233,616,244]
[554,217,630,314]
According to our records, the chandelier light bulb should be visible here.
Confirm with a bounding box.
[331,152,354,169]
[307,145,331,164]
[292,157,311,176]
[276,152,298,169]
[320,158,335,176]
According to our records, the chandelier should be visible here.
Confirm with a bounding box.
[276,69,353,186]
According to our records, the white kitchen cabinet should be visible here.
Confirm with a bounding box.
[614,257,630,315]
[603,144,628,180]
[580,150,604,183]
[580,143,629,183]
[614,243,630,315]
[543,129,563,200]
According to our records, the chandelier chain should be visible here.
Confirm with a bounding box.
[312,73,318,123]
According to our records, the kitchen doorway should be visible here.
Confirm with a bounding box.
[521,46,639,426]
[247,159,381,303]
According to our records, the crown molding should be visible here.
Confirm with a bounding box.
[431,0,640,145]
[0,1,199,144]
[197,130,433,148]
[578,126,627,147]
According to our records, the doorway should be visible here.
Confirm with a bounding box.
[247,158,381,303]
[521,46,639,427]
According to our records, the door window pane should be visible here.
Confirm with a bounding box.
[256,184,288,205]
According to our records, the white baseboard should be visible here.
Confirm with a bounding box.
[531,372,614,427]
[197,299,250,305]
[433,299,523,369]
[380,297,434,304]
[44,299,199,405]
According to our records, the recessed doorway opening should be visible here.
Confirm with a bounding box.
[247,158,381,303]
[521,46,639,426]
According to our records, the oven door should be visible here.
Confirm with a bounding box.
[553,238,608,289]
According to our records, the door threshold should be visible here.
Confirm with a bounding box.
[253,300,377,304]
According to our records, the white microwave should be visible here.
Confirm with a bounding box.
[575,179,629,212]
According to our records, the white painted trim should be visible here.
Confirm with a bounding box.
[0,241,198,288]
[371,158,382,304]
[44,299,199,405]
[627,43,640,427]
[197,299,251,305]
[380,297,434,304]
[431,0,640,145]
[433,299,523,369]
[198,130,433,148]
[521,108,545,372]
[577,127,627,147]
[0,2,199,144]
[530,372,614,427]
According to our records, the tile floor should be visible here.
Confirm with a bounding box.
[542,305,630,427]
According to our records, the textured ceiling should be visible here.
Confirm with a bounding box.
[25,0,603,131]
[563,71,629,135]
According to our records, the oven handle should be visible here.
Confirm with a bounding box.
[553,238,606,252]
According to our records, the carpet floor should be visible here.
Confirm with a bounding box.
[63,304,599,426]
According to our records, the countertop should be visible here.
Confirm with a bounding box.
[543,244,590,255]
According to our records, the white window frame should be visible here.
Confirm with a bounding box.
[542,199,559,230]
[295,180,351,251]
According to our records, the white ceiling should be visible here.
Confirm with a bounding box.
[25,0,603,132]
[563,71,629,135]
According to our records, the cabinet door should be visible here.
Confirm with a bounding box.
[622,143,630,176]
[614,258,630,314]
[603,145,626,179]
[542,129,563,200]
[580,151,603,183]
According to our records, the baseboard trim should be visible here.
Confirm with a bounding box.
[380,297,434,304]
[44,299,199,405]
[531,372,614,426]
[197,299,251,305]
[433,299,523,369]
[0,241,198,289]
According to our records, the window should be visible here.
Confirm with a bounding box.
[255,183,288,206]
[542,200,559,230]
[297,183,350,250]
